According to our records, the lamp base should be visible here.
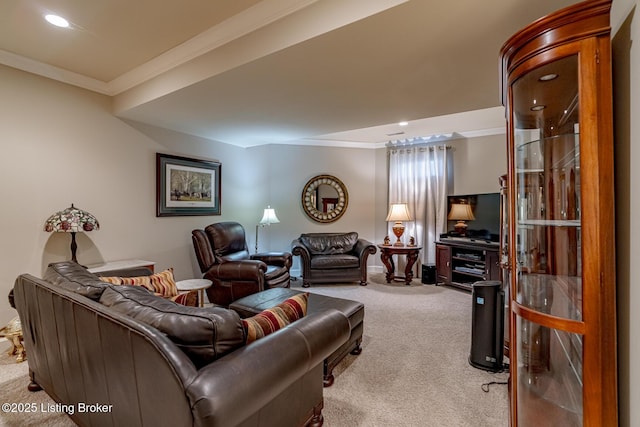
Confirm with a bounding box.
[392,223,405,247]
[454,221,468,236]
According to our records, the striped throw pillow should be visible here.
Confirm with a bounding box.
[242,293,309,344]
[100,268,178,298]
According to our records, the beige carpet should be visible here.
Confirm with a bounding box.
[297,274,509,427]
[0,274,508,426]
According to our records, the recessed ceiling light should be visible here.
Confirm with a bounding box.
[539,73,559,81]
[530,105,546,111]
[398,121,409,126]
[45,14,70,28]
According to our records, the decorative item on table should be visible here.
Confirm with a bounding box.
[0,316,25,363]
[44,204,99,263]
[408,236,416,247]
[255,206,280,253]
[385,203,412,246]
[3,288,25,363]
[383,235,391,246]
[447,203,475,236]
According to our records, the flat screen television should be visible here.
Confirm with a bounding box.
[446,192,500,242]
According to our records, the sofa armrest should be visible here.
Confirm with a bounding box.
[203,260,266,282]
[291,238,311,260]
[187,310,350,427]
[251,252,293,269]
[353,238,377,261]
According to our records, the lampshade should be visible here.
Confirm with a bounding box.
[259,206,280,225]
[385,203,413,222]
[447,203,475,221]
[44,204,99,263]
[44,204,100,233]
[255,206,280,253]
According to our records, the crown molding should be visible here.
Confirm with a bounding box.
[0,49,110,94]
[0,0,320,96]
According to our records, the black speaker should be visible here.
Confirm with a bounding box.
[421,265,436,284]
[469,281,504,372]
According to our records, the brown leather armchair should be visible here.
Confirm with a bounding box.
[192,221,292,307]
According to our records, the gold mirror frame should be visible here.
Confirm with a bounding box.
[301,174,348,223]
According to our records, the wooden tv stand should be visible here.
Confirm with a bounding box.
[435,239,499,291]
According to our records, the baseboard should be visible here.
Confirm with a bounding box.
[290,266,384,280]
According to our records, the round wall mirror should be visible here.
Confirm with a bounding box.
[301,174,348,223]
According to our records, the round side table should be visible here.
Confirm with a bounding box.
[176,279,212,307]
[376,244,422,285]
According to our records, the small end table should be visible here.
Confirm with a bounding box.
[176,279,213,307]
[88,259,156,273]
[377,244,422,285]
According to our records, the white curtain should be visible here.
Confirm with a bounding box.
[388,145,449,266]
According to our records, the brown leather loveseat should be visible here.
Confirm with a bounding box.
[291,232,377,287]
[13,261,349,427]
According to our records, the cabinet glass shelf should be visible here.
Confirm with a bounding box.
[518,219,580,227]
[516,317,583,426]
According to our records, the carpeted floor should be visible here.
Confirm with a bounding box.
[297,274,509,426]
[0,274,509,426]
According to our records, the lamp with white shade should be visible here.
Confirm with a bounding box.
[447,203,475,236]
[385,203,412,246]
[255,206,280,253]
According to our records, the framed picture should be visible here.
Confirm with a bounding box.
[156,153,221,217]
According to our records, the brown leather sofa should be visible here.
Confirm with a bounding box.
[13,262,349,427]
[192,222,292,307]
[291,232,377,287]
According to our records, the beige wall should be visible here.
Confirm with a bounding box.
[0,65,385,322]
[0,63,513,320]
[0,65,268,323]
[449,134,507,196]
[611,1,639,426]
[244,143,380,276]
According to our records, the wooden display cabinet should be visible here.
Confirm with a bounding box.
[500,1,617,425]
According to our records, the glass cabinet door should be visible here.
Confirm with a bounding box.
[511,53,583,426]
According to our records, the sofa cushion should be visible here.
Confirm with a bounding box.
[43,261,109,300]
[100,285,245,369]
[310,254,360,270]
[300,232,358,255]
[242,293,309,344]
[99,268,179,297]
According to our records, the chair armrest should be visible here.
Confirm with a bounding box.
[251,252,293,269]
[187,310,350,427]
[203,260,266,282]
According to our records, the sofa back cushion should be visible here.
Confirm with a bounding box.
[43,261,109,300]
[100,285,245,369]
[300,232,358,255]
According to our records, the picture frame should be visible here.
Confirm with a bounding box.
[156,153,221,217]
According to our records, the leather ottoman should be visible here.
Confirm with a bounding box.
[230,287,364,387]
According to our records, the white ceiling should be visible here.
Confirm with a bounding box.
[0,0,579,148]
